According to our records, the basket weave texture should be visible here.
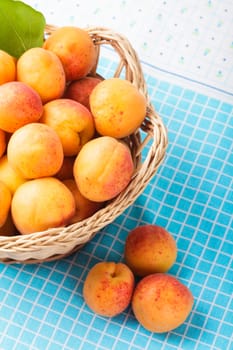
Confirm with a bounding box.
[0,26,168,264]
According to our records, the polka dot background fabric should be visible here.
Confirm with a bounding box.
[25,0,233,94]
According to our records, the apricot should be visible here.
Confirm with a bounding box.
[63,179,103,223]
[0,180,12,228]
[0,50,16,85]
[0,212,17,236]
[132,273,194,333]
[11,177,76,234]
[64,76,102,110]
[40,99,95,156]
[83,261,135,317]
[73,136,134,202]
[17,47,66,103]
[43,26,97,81]
[0,81,43,133]
[0,155,26,193]
[89,78,147,138]
[124,225,177,276]
[56,156,75,181]
[0,129,6,157]
[7,123,64,179]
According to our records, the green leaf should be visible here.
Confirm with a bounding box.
[0,0,46,58]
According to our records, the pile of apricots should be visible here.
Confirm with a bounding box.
[83,224,194,333]
[0,26,147,236]
[0,25,194,335]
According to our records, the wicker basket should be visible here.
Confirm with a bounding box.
[0,25,168,264]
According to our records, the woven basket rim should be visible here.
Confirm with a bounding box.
[0,25,168,263]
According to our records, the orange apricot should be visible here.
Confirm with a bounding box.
[63,179,103,223]
[43,26,97,81]
[0,155,26,194]
[11,177,75,234]
[7,123,64,179]
[56,156,75,181]
[0,212,17,236]
[17,47,66,103]
[64,76,102,110]
[124,225,177,276]
[83,262,135,317]
[0,81,43,133]
[132,273,194,333]
[0,50,16,85]
[0,129,6,157]
[90,78,147,138]
[0,180,12,228]
[40,98,95,156]
[73,136,134,202]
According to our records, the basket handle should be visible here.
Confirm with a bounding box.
[86,27,148,95]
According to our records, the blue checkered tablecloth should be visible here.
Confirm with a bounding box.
[0,50,232,349]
